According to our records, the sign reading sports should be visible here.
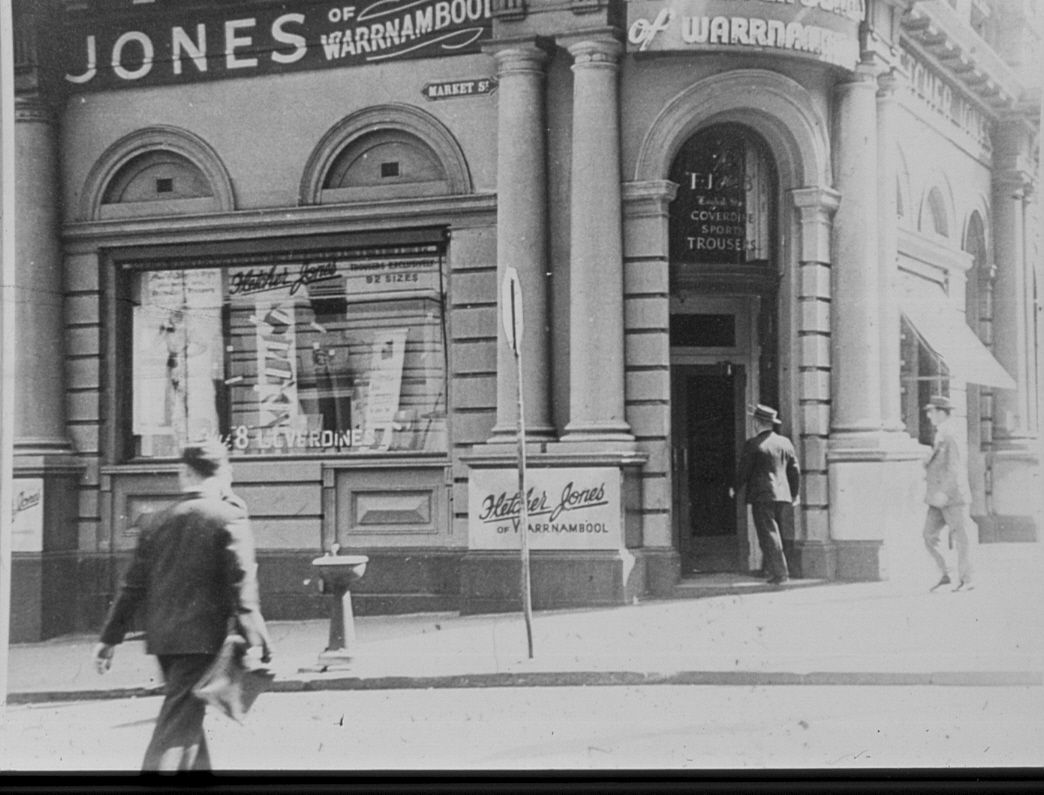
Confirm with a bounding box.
[626,0,863,70]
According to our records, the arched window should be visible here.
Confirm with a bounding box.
[925,187,949,237]
[668,123,777,266]
[323,130,449,200]
[102,151,213,204]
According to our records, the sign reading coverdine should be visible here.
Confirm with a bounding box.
[468,468,622,550]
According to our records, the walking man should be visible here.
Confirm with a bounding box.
[735,404,800,585]
[922,395,974,592]
[93,440,272,771]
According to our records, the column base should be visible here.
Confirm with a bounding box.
[10,450,85,641]
[785,539,838,580]
[560,420,634,445]
[988,441,1041,540]
[827,431,927,585]
[485,423,558,445]
[632,547,681,598]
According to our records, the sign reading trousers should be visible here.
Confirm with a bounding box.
[626,0,863,70]
[468,468,622,551]
[62,0,494,91]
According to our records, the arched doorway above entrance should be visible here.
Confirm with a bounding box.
[668,122,781,577]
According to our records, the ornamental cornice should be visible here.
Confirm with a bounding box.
[900,0,1024,112]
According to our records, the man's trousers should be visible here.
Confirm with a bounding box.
[750,501,790,581]
[923,504,973,584]
[142,653,216,772]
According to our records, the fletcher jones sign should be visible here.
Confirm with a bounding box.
[468,468,623,551]
[627,0,863,70]
[62,0,494,91]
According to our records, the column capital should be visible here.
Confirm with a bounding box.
[876,67,902,99]
[622,179,678,218]
[791,187,840,265]
[563,35,623,67]
[484,36,554,75]
[791,186,841,215]
[14,95,55,124]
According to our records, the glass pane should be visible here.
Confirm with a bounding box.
[669,123,775,265]
[128,246,447,458]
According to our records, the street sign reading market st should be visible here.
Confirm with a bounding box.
[61,0,494,91]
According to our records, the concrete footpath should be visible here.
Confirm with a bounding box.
[5,542,1043,704]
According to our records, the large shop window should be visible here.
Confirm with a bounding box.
[121,243,447,459]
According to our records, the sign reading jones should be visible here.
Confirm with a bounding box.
[627,0,863,70]
[468,468,622,551]
[62,0,494,91]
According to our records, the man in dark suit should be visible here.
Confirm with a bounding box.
[735,404,800,585]
[93,440,272,772]
[922,395,974,592]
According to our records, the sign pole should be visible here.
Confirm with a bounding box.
[0,0,18,709]
[502,268,533,658]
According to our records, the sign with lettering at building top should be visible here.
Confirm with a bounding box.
[468,468,623,551]
[61,0,495,91]
[626,0,863,70]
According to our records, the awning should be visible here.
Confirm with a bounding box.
[899,278,1015,390]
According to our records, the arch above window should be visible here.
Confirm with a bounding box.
[300,104,472,205]
[80,126,234,221]
[922,186,951,238]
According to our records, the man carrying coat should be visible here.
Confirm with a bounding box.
[93,440,272,771]
[922,395,974,592]
[735,404,801,585]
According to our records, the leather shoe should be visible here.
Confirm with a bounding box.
[952,580,974,592]
[929,575,951,592]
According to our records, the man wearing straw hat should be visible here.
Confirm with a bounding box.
[735,404,800,585]
[922,395,974,592]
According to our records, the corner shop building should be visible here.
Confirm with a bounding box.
[8,0,1041,640]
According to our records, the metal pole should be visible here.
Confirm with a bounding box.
[1,0,19,709]
[514,344,533,659]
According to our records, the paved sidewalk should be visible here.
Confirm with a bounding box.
[6,543,1043,703]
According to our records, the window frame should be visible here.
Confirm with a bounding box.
[104,230,450,465]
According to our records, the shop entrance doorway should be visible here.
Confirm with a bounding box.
[671,362,749,574]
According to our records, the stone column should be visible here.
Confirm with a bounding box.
[14,97,72,456]
[830,63,883,442]
[10,95,81,642]
[876,68,903,433]
[561,37,631,443]
[991,125,1034,442]
[487,41,555,442]
[988,118,1040,538]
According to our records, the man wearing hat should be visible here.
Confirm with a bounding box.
[922,395,974,592]
[92,439,272,771]
[735,404,801,585]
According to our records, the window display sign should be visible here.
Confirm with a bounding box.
[468,468,622,551]
[627,0,863,70]
[12,479,44,553]
[126,245,447,459]
[62,0,494,92]
[669,124,775,264]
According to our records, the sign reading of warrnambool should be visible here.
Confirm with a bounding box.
[468,468,623,551]
[626,0,864,70]
[62,0,495,91]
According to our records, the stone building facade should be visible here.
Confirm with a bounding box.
[6,0,1041,640]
